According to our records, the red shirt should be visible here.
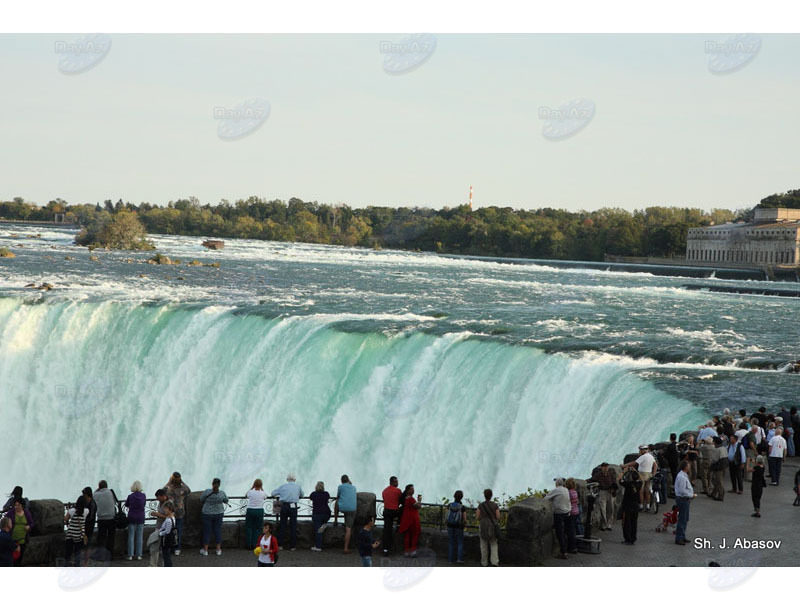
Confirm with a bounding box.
[382,485,402,510]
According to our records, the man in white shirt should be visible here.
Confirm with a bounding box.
[624,446,657,511]
[768,427,787,485]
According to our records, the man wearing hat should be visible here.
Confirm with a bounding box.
[588,462,618,531]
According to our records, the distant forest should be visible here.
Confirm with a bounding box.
[0,189,794,260]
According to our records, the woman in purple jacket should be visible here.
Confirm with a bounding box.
[4,499,34,566]
[125,480,147,560]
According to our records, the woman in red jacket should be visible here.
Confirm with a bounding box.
[396,484,421,557]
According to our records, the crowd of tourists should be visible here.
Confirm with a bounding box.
[555,405,796,557]
[4,405,792,567]
[0,473,502,568]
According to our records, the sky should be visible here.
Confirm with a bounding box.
[0,33,798,213]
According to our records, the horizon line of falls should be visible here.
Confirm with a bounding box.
[0,297,707,501]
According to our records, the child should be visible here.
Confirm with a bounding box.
[158,501,176,567]
[357,516,380,567]
[257,522,279,567]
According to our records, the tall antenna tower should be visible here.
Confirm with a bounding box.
[469,185,473,211]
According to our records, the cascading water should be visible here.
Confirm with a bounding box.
[1,297,707,501]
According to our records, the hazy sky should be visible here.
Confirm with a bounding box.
[1,33,798,212]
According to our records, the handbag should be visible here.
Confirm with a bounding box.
[481,501,501,539]
[111,490,130,530]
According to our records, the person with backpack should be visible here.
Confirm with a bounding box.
[157,501,177,567]
[728,434,746,494]
[445,490,466,564]
[256,522,279,566]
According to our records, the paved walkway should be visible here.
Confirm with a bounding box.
[542,457,800,567]
[111,547,480,568]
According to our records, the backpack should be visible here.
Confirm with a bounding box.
[733,443,744,466]
[740,434,751,450]
[446,502,463,527]
[162,517,178,549]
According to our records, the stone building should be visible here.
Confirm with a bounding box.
[686,208,800,265]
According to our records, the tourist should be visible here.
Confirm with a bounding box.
[64,496,88,567]
[158,501,176,567]
[697,439,716,495]
[751,418,766,455]
[0,517,17,567]
[588,462,618,531]
[200,478,228,556]
[4,499,34,566]
[245,479,268,549]
[125,480,146,561]
[778,407,793,455]
[728,434,746,494]
[257,522,279,566]
[793,468,800,506]
[708,437,727,501]
[664,434,680,492]
[791,407,800,456]
[309,481,331,551]
[357,515,380,567]
[82,487,97,545]
[697,421,716,443]
[545,478,572,554]
[565,478,582,542]
[147,489,168,567]
[2,486,28,513]
[335,475,357,554]
[445,490,466,564]
[619,468,642,545]
[740,424,756,482]
[477,487,501,565]
[163,472,190,555]
[624,445,656,510]
[674,460,696,545]
[271,474,303,551]
[397,484,422,558]
[93,480,116,560]
[749,456,766,517]
[768,426,787,485]
[381,476,402,555]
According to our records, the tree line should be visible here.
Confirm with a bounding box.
[0,192,789,259]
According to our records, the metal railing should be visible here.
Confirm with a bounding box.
[66,494,508,532]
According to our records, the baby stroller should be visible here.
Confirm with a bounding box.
[655,505,679,533]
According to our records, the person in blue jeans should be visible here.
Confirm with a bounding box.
[199,478,228,556]
[357,516,380,566]
[446,490,466,563]
[124,480,147,560]
[309,481,331,551]
[674,461,696,545]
